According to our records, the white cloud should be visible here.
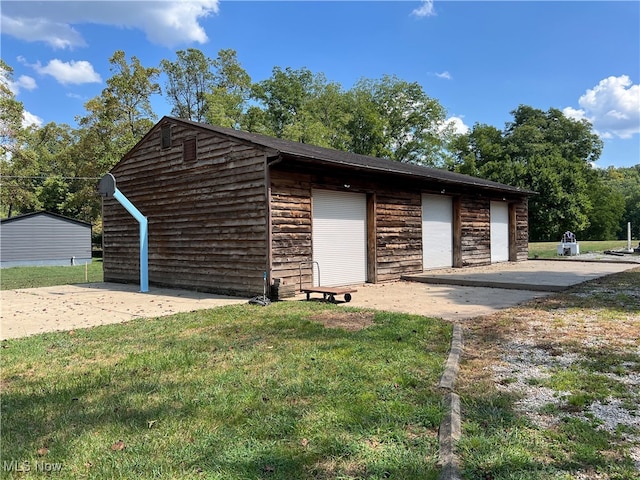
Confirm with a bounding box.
[16,75,37,92]
[1,15,86,50]
[445,116,470,135]
[0,70,38,96]
[1,0,219,49]
[412,0,436,18]
[564,75,640,140]
[66,92,86,101]
[142,1,216,46]
[22,111,43,129]
[562,106,587,122]
[436,71,452,80]
[33,59,102,85]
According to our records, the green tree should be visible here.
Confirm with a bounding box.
[204,49,252,129]
[0,60,26,158]
[344,85,386,158]
[1,120,84,219]
[304,81,352,151]
[450,106,604,241]
[249,66,352,148]
[104,50,160,138]
[249,70,449,165]
[614,165,640,240]
[249,66,320,139]
[578,168,625,240]
[76,50,159,170]
[0,60,41,217]
[0,147,41,218]
[161,48,214,122]
[447,123,504,176]
[72,50,160,221]
[346,75,449,165]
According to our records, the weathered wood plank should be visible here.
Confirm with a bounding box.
[104,121,269,296]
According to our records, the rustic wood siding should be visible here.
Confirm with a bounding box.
[270,167,424,291]
[459,196,492,266]
[105,118,531,296]
[103,120,269,296]
[375,191,423,282]
[458,196,529,266]
[269,169,313,292]
[269,162,531,291]
[515,198,529,261]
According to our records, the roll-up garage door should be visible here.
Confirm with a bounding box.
[490,201,509,263]
[312,189,367,286]
[422,194,453,269]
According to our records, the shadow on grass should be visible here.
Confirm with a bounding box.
[1,303,449,479]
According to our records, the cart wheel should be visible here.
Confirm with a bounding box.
[344,293,352,303]
[328,294,336,303]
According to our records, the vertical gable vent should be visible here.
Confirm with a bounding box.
[161,124,172,149]
[183,137,197,162]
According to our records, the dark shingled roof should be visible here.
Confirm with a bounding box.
[166,116,534,195]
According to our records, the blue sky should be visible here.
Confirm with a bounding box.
[2,1,639,168]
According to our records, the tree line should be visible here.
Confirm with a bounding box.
[1,49,638,242]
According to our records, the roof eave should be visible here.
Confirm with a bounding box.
[275,154,536,196]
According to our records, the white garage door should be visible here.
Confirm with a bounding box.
[490,201,509,263]
[422,194,453,269]
[312,189,367,286]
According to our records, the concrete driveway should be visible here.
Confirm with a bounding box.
[2,259,638,340]
[305,259,640,320]
[1,283,247,340]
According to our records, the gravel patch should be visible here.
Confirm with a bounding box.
[492,341,573,428]
[493,335,640,470]
[494,339,639,423]
[589,399,640,433]
[460,265,640,476]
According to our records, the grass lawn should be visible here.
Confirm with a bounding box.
[0,260,104,290]
[457,267,640,479]
[1,302,452,479]
[528,240,634,259]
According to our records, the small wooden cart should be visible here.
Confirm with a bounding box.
[299,261,356,303]
[301,286,357,303]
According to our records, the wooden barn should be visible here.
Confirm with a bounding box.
[103,116,533,297]
[0,211,92,268]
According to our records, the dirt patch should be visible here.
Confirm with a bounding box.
[309,311,375,331]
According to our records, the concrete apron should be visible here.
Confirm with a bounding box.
[0,283,247,340]
[403,259,638,292]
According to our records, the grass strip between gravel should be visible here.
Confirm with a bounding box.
[457,267,640,480]
[1,302,452,480]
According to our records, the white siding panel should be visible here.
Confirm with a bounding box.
[312,190,367,286]
[422,194,453,269]
[490,201,509,263]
